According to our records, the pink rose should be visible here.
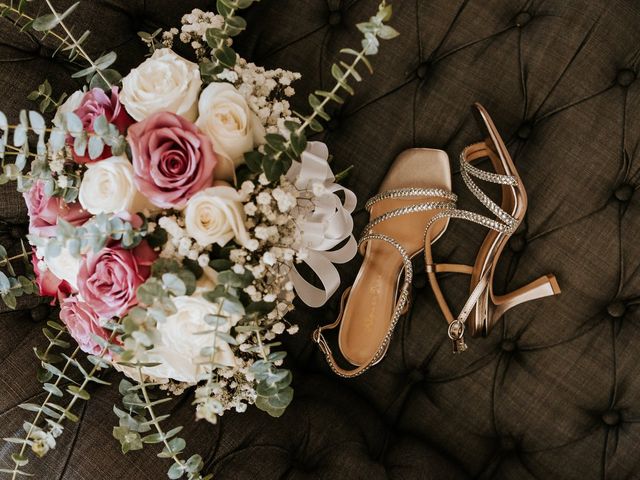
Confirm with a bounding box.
[77,241,156,319]
[60,295,112,356]
[31,250,72,304]
[128,111,217,208]
[24,180,90,238]
[72,87,134,163]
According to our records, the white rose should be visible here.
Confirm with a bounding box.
[36,246,81,291]
[142,295,236,384]
[196,82,265,180]
[183,185,250,247]
[120,48,202,122]
[53,90,84,128]
[79,156,152,215]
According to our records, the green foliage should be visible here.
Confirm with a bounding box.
[0,1,121,89]
[62,112,127,161]
[241,1,398,186]
[115,374,211,480]
[138,28,164,53]
[199,0,261,82]
[3,323,118,478]
[0,240,36,309]
[249,336,293,417]
[294,1,398,133]
[0,106,127,205]
[27,214,147,273]
[26,80,68,114]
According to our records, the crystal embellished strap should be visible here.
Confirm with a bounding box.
[421,147,522,339]
[459,152,519,230]
[312,232,413,378]
[365,187,457,211]
[361,201,456,240]
[463,158,518,186]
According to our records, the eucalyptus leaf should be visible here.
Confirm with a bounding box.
[65,112,83,135]
[0,111,8,132]
[13,125,27,147]
[32,2,79,31]
[49,129,66,152]
[89,68,122,90]
[28,111,45,134]
[167,462,185,479]
[88,135,104,159]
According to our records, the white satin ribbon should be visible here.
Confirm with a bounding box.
[287,142,357,307]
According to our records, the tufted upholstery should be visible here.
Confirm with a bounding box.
[1,0,640,478]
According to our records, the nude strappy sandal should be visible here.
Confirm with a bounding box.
[422,103,561,352]
[312,149,458,377]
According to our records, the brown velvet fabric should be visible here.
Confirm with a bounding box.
[1,1,639,478]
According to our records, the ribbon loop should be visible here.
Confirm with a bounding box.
[287,142,357,307]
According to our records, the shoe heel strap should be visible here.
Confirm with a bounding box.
[312,287,379,378]
[313,233,413,378]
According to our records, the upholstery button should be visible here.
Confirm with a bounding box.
[509,234,526,253]
[31,304,50,322]
[515,12,532,27]
[500,436,517,452]
[327,118,341,131]
[517,122,532,140]
[501,339,517,352]
[602,410,621,426]
[607,301,626,318]
[616,69,636,87]
[328,11,342,27]
[416,62,429,80]
[407,369,424,384]
[614,184,634,202]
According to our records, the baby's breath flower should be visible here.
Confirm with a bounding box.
[272,322,285,334]
[262,251,276,266]
[245,239,259,251]
[244,202,257,216]
[198,254,210,267]
[256,191,271,205]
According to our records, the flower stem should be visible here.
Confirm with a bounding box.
[9,343,79,480]
[136,366,201,480]
[0,253,30,267]
[43,0,112,89]
[0,4,73,50]
[52,330,119,424]
[296,47,366,136]
[273,46,368,162]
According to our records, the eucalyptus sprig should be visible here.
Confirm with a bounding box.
[0,240,36,309]
[116,375,211,480]
[200,0,261,82]
[27,214,147,272]
[112,263,209,479]
[27,80,68,114]
[243,0,399,183]
[1,322,118,480]
[0,1,121,89]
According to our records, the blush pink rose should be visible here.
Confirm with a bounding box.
[24,180,90,238]
[72,87,134,163]
[128,111,217,208]
[77,241,156,319]
[60,295,112,356]
[31,250,72,304]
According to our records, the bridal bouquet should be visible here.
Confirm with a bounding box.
[0,1,398,478]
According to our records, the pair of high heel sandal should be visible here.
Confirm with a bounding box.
[313,103,561,378]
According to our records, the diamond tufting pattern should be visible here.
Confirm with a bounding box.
[0,1,639,478]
